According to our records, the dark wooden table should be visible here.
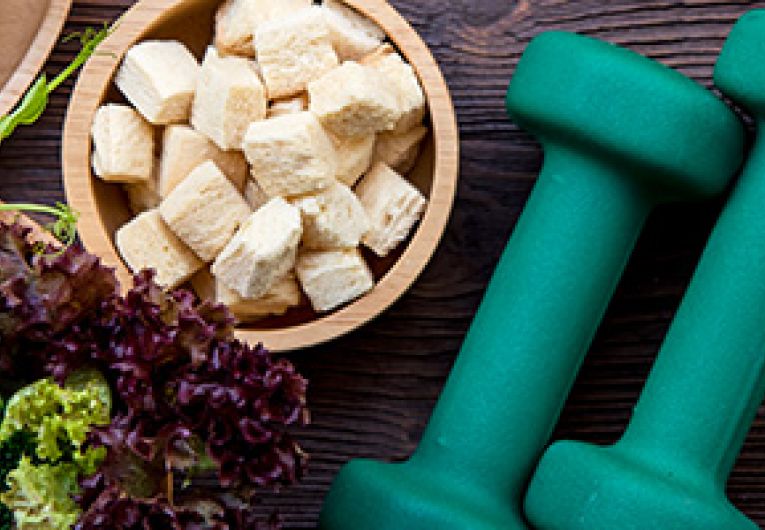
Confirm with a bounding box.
[3,0,765,527]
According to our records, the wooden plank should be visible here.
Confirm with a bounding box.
[2,1,765,528]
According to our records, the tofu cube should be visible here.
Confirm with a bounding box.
[255,7,339,98]
[296,248,374,312]
[124,158,161,214]
[267,94,308,118]
[192,269,301,320]
[115,209,203,289]
[308,61,400,138]
[160,161,251,262]
[367,51,426,133]
[333,133,375,186]
[214,0,312,57]
[244,179,269,210]
[212,197,303,298]
[91,104,154,183]
[233,274,302,318]
[158,125,247,197]
[242,112,337,197]
[115,41,200,125]
[356,162,427,257]
[291,182,369,249]
[218,273,301,319]
[191,47,267,150]
[322,0,385,61]
[374,125,428,174]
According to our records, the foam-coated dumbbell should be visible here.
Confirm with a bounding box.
[319,31,743,530]
[524,12,765,530]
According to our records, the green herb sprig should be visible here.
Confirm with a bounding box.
[0,202,79,254]
[0,24,112,143]
[0,25,109,252]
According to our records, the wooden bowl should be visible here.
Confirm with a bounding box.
[63,0,459,352]
[0,0,73,115]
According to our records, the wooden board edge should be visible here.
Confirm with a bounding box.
[0,0,74,116]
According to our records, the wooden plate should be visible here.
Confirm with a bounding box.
[63,0,459,352]
[0,0,73,116]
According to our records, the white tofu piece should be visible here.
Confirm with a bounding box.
[356,162,426,257]
[115,209,203,289]
[191,47,267,151]
[160,161,251,262]
[218,274,301,319]
[91,104,154,183]
[192,269,301,320]
[255,7,339,98]
[115,41,200,125]
[367,51,426,133]
[124,158,161,214]
[244,179,269,210]
[374,125,428,174]
[267,94,308,118]
[212,197,303,298]
[322,0,385,61]
[214,0,312,57]
[233,274,301,318]
[291,182,369,249]
[332,133,375,186]
[242,112,337,197]
[308,61,400,138]
[296,248,374,312]
[158,125,247,197]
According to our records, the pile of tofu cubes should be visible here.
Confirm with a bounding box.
[93,0,429,320]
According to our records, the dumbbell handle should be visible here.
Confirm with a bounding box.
[411,144,651,498]
[619,127,765,487]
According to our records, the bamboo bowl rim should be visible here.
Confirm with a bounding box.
[0,0,73,116]
[63,0,459,352]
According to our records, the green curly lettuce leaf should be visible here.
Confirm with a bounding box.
[1,457,81,530]
[0,400,36,530]
[0,431,37,488]
[0,431,37,530]
[0,369,111,464]
[0,370,111,528]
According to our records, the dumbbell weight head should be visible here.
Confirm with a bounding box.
[321,31,743,530]
[716,10,765,119]
[525,441,754,530]
[525,13,765,530]
[507,31,742,200]
[323,460,526,530]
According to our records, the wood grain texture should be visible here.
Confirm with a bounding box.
[0,0,73,115]
[2,0,765,527]
[61,0,459,352]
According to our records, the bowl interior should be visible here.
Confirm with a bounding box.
[91,0,438,333]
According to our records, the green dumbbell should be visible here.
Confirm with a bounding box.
[319,32,743,530]
[524,12,765,530]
